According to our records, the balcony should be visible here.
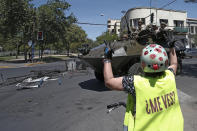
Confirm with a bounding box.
[173,27,188,33]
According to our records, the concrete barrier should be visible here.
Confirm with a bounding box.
[65,59,77,71]
[65,59,87,71]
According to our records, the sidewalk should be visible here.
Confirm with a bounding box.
[0,55,73,68]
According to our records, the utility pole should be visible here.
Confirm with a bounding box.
[150,0,152,16]
[188,23,192,48]
[32,7,37,63]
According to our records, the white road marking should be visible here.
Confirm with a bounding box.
[177,89,192,103]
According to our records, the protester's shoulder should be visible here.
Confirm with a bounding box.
[122,75,134,86]
[167,68,175,76]
[122,75,135,96]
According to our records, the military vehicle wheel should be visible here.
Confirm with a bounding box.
[128,63,144,76]
[94,71,104,81]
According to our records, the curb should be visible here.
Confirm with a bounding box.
[25,62,45,67]
[0,66,15,68]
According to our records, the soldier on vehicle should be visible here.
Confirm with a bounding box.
[160,22,167,30]
[131,20,146,41]
[103,37,184,130]
[136,20,146,32]
[156,22,172,45]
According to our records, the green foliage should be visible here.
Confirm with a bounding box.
[0,56,15,61]
[52,41,64,53]
[37,0,78,56]
[0,0,33,37]
[66,24,87,52]
[85,38,97,48]
[0,0,91,57]
[0,0,36,55]
[96,32,118,45]
[37,0,74,43]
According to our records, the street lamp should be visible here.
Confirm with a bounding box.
[100,13,104,16]
[121,10,126,14]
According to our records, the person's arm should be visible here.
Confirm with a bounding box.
[168,48,177,75]
[103,60,123,91]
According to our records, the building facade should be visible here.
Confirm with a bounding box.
[121,7,187,31]
[107,19,121,36]
[120,7,196,47]
[187,18,197,48]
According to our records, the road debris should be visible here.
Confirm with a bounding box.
[0,58,89,88]
[16,76,59,90]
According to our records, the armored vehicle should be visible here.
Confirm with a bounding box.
[79,26,186,81]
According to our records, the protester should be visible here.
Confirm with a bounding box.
[103,40,184,130]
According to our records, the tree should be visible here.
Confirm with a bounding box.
[0,0,90,60]
[96,31,118,45]
[37,0,76,58]
[85,38,96,48]
[66,24,87,53]
[0,0,35,38]
[0,0,36,60]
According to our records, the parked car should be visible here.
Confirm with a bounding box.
[184,48,197,58]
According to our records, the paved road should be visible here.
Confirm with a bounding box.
[177,58,197,98]
[176,58,197,130]
[0,58,196,131]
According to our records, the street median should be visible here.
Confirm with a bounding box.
[0,65,15,68]
[25,62,45,66]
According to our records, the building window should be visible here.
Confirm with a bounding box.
[141,18,145,25]
[108,20,111,23]
[133,18,140,28]
[195,26,197,34]
[130,19,132,27]
[112,29,115,33]
[160,19,168,25]
[108,25,111,28]
[191,26,194,34]
[174,20,184,27]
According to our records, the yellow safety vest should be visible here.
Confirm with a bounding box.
[123,70,184,131]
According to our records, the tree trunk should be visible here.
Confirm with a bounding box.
[24,47,27,63]
[41,45,43,60]
[67,43,70,56]
[40,41,45,60]
[38,41,41,60]
[16,43,18,59]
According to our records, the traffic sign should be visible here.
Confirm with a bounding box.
[28,40,32,47]
[37,31,43,40]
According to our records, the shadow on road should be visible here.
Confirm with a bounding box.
[180,63,197,78]
[79,79,110,92]
[0,59,26,63]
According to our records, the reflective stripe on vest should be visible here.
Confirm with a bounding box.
[123,70,184,131]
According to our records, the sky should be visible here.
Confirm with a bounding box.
[32,0,197,41]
